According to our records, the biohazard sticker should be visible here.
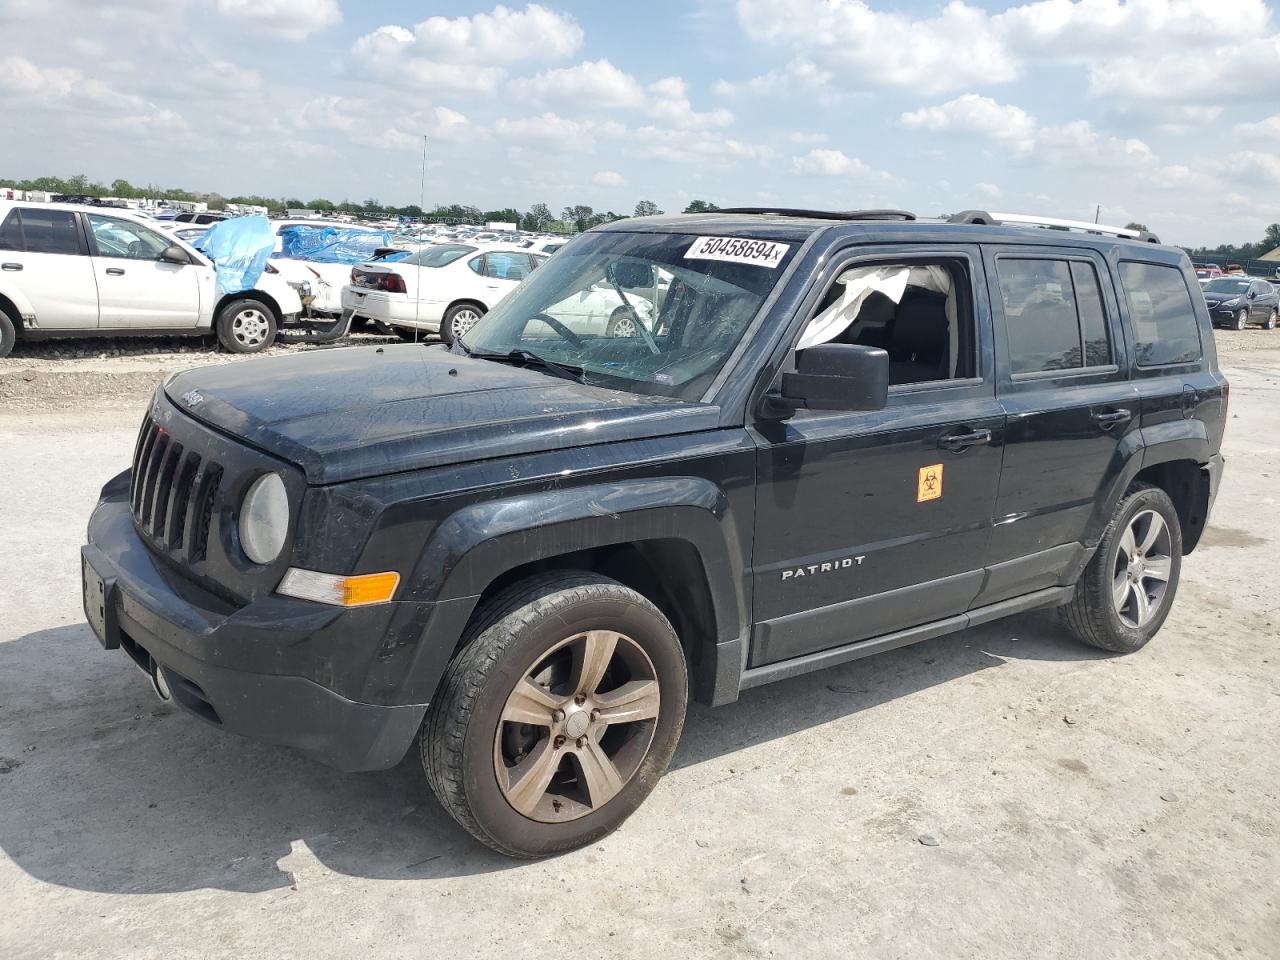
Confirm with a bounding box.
[917,464,943,503]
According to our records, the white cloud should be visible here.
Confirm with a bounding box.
[520,59,645,107]
[735,0,1017,94]
[791,148,871,177]
[1235,115,1280,144]
[0,54,184,131]
[592,170,626,187]
[976,182,1001,198]
[494,112,607,153]
[352,3,583,90]
[214,0,341,41]
[900,94,1037,154]
[732,0,1279,104]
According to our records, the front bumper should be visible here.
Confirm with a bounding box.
[82,482,431,772]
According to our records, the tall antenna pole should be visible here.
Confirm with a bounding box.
[1094,204,1101,224]
[413,135,427,343]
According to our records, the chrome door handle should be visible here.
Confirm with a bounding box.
[1093,408,1132,430]
[105,267,126,276]
[1,262,21,271]
[938,428,992,452]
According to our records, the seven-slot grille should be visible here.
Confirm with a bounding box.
[129,417,222,563]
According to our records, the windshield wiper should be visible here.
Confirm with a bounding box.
[467,348,587,383]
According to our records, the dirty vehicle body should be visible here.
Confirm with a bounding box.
[83,210,1226,857]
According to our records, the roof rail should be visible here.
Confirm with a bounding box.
[718,207,916,222]
[947,209,1160,243]
[988,211,1160,244]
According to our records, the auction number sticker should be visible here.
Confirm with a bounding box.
[685,236,790,268]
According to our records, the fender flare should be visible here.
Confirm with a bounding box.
[413,477,747,638]
[1082,418,1212,549]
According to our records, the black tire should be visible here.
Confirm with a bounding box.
[421,573,688,859]
[392,325,424,342]
[440,302,484,346]
[1233,309,1248,331]
[1059,483,1183,654]
[216,299,277,353]
[1265,309,1277,331]
[605,306,639,338]
[0,309,15,358]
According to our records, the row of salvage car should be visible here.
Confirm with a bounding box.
[0,202,595,357]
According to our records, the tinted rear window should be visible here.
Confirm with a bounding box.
[16,208,81,255]
[0,210,21,251]
[1119,262,1201,367]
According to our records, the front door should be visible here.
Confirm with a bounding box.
[749,245,1004,666]
[85,213,202,329]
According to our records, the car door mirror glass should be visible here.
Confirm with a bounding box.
[780,343,889,412]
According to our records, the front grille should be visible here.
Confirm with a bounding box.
[129,418,222,564]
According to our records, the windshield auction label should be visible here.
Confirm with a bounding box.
[685,236,790,268]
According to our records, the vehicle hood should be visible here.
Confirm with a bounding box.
[1202,290,1247,302]
[163,344,721,484]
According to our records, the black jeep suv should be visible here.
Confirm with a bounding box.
[82,209,1226,858]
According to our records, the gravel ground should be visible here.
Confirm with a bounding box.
[0,332,1277,959]
[0,330,406,409]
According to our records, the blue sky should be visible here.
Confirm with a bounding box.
[2,0,1279,246]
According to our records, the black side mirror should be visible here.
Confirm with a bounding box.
[606,260,654,289]
[779,343,889,412]
[160,243,190,265]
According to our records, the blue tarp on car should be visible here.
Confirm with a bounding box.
[192,216,274,297]
[277,226,394,264]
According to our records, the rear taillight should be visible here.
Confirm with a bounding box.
[263,262,278,274]
[383,273,407,294]
[308,267,321,280]
[351,267,359,283]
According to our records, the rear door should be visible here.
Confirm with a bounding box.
[85,213,202,329]
[0,206,98,329]
[977,246,1138,605]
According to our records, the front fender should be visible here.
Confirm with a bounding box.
[412,478,748,649]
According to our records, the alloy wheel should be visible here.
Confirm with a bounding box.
[493,629,660,823]
[1112,509,1173,629]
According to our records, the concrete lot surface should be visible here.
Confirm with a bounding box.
[1,334,1278,959]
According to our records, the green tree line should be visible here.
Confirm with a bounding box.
[0,173,723,233]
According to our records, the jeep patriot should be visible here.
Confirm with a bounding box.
[82,209,1227,857]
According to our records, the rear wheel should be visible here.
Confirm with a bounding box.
[0,309,15,358]
[392,325,425,342]
[421,573,687,859]
[1059,483,1182,654]
[441,303,484,346]
[216,299,276,353]
[1265,308,1277,331]
[1233,309,1248,331]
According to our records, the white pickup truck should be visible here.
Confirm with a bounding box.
[0,200,304,357]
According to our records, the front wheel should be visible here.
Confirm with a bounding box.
[440,303,484,346]
[1233,309,1248,331]
[1059,483,1182,653]
[421,573,688,858]
[216,299,277,353]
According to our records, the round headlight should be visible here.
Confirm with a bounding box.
[239,473,289,565]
